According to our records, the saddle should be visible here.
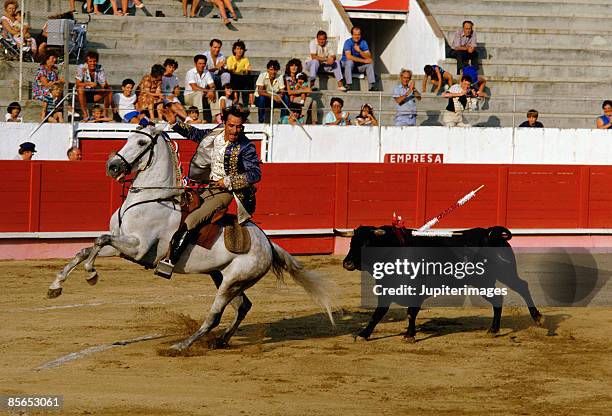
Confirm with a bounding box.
[180,189,251,254]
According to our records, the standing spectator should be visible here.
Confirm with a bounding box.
[355,104,378,126]
[450,20,478,75]
[254,59,288,123]
[393,69,421,127]
[442,75,473,127]
[203,39,231,91]
[226,40,255,108]
[76,50,112,119]
[324,97,350,126]
[136,64,165,121]
[42,84,64,123]
[305,30,345,92]
[184,54,216,123]
[519,110,544,128]
[284,59,317,124]
[596,100,612,129]
[161,58,187,120]
[67,146,82,161]
[5,101,22,122]
[112,78,138,122]
[422,64,453,95]
[15,142,36,160]
[32,51,63,103]
[341,26,376,91]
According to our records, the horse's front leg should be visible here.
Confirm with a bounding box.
[82,234,140,279]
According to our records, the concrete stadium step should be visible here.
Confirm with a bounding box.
[474,45,612,62]
[434,13,612,32]
[426,0,612,16]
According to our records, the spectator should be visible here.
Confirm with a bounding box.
[519,109,544,128]
[393,69,421,127]
[596,100,612,129]
[184,54,216,123]
[92,0,122,15]
[442,75,474,127]
[112,78,138,122]
[204,39,231,91]
[185,106,203,124]
[450,20,478,75]
[185,0,236,25]
[355,103,378,126]
[422,64,453,95]
[461,65,487,97]
[226,40,255,108]
[280,102,305,125]
[341,26,376,91]
[15,142,36,160]
[305,30,345,92]
[86,104,112,122]
[5,101,22,122]
[32,51,63,104]
[13,10,38,57]
[119,0,145,14]
[324,97,350,126]
[137,64,165,121]
[216,83,236,123]
[2,1,39,59]
[254,59,288,123]
[67,146,82,161]
[76,50,112,119]
[285,59,317,124]
[161,58,187,120]
[42,84,64,123]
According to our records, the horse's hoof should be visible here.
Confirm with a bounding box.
[403,335,416,343]
[213,338,229,349]
[86,272,98,286]
[169,342,186,352]
[47,288,62,299]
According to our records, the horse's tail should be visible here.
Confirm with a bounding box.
[270,242,336,325]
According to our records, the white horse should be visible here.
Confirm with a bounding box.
[47,124,335,351]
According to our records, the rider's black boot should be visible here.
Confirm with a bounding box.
[155,223,194,279]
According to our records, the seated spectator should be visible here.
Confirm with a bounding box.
[450,20,478,75]
[119,0,145,14]
[93,0,122,15]
[184,54,216,123]
[185,0,237,25]
[185,106,203,124]
[519,109,544,128]
[13,10,37,57]
[393,69,421,127]
[2,1,39,59]
[596,100,612,129]
[461,65,487,97]
[15,141,36,160]
[355,103,378,126]
[42,84,64,123]
[67,146,82,161]
[215,83,237,123]
[204,39,231,91]
[280,102,305,125]
[32,51,63,104]
[324,97,350,126]
[226,40,255,108]
[422,64,453,95]
[341,26,376,91]
[254,59,288,123]
[5,101,22,122]
[137,64,165,121]
[285,59,317,124]
[161,58,187,120]
[112,78,139,122]
[442,75,473,127]
[85,104,112,122]
[305,30,345,92]
[76,50,112,119]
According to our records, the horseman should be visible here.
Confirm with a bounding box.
[155,104,261,278]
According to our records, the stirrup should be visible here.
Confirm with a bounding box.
[154,259,175,279]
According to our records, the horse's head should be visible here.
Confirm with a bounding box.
[106,124,167,180]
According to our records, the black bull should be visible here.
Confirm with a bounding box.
[340,226,543,342]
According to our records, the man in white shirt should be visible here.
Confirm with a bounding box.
[184,54,216,123]
[254,60,288,123]
[305,30,346,92]
[203,39,231,91]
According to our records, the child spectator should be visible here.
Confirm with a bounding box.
[42,84,64,123]
[355,103,378,126]
[279,102,305,126]
[422,64,453,95]
[112,78,138,123]
[596,100,612,129]
[86,104,112,122]
[285,60,317,124]
[519,109,544,128]
[162,58,187,120]
[227,40,255,108]
[13,10,37,56]
[185,106,203,124]
[215,83,236,123]
[5,101,22,122]
[324,97,350,126]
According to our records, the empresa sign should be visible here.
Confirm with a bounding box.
[385,153,444,164]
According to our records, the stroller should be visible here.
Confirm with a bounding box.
[47,14,88,64]
[0,32,35,62]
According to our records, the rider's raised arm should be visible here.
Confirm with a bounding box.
[171,120,215,144]
[226,142,261,191]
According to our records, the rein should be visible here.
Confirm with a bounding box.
[115,129,158,174]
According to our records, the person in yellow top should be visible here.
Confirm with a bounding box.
[226,40,255,108]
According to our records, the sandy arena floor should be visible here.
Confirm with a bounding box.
[1,255,611,415]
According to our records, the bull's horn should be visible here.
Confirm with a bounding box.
[373,229,386,236]
[333,229,354,237]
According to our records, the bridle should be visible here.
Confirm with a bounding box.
[114,129,159,175]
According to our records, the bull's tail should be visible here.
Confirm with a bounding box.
[270,243,336,325]
[488,226,512,241]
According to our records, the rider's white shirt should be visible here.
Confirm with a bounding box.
[210,131,229,181]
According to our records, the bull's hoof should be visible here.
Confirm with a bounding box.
[403,335,416,343]
[47,288,62,299]
[534,314,544,327]
[486,328,500,337]
[352,333,369,342]
[86,271,98,286]
[212,338,230,349]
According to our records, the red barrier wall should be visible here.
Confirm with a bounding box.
[3,162,612,254]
